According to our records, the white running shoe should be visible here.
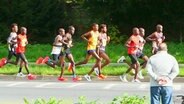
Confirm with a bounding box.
[17,72,26,77]
[120,74,128,82]
[132,79,141,83]
[84,74,91,81]
[131,69,135,74]
[117,56,125,63]
[94,67,99,76]
[137,70,144,79]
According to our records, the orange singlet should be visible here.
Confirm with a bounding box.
[16,34,27,53]
[127,34,140,54]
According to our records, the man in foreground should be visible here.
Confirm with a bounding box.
[146,43,179,104]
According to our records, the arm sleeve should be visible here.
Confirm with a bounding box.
[167,58,179,80]
[146,59,158,80]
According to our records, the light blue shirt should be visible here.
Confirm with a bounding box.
[146,51,179,86]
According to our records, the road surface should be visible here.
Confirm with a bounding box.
[0,80,183,104]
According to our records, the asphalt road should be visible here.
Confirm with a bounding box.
[0,80,183,104]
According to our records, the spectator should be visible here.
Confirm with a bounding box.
[146,43,179,104]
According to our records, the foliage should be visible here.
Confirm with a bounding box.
[108,25,127,44]
[0,0,183,43]
[78,96,99,104]
[24,97,68,104]
[23,95,148,104]
[111,95,147,104]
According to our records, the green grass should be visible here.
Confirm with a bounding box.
[0,42,183,63]
[0,64,184,77]
[0,42,183,76]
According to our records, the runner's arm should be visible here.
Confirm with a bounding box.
[146,33,156,41]
[107,35,110,44]
[81,32,91,42]
[125,37,135,48]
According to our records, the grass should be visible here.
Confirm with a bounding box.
[0,64,184,77]
[0,42,183,76]
[0,42,183,63]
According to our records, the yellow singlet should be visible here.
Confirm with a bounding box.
[87,30,99,50]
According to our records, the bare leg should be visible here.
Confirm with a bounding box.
[141,55,148,69]
[59,56,65,78]
[66,54,76,77]
[134,62,140,79]
[88,51,101,75]
[75,54,92,66]
[99,52,110,69]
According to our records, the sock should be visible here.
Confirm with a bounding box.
[18,68,22,73]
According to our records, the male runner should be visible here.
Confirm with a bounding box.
[0,23,18,67]
[146,24,165,54]
[75,23,105,81]
[94,24,110,75]
[57,26,81,81]
[16,27,36,80]
[121,27,141,82]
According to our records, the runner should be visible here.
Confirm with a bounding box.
[119,28,148,82]
[75,23,105,81]
[120,28,149,81]
[146,24,165,54]
[134,28,148,79]
[0,23,18,67]
[16,27,36,79]
[94,24,110,75]
[137,28,149,69]
[120,27,141,82]
[38,28,64,68]
[57,26,81,82]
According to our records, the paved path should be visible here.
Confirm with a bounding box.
[0,80,183,104]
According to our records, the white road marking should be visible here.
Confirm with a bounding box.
[35,83,54,88]
[7,82,26,87]
[103,84,116,89]
[173,85,181,90]
[67,83,85,88]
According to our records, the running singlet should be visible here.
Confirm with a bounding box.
[87,30,99,50]
[16,34,27,53]
[138,36,145,51]
[127,35,140,54]
[152,32,163,48]
[7,32,17,51]
[51,35,62,55]
[99,33,107,51]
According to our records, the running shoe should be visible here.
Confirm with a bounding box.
[68,63,73,73]
[98,74,106,80]
[28,74,36,80]
[0,58,7,68]
[131,69,135,74]
[36,57,44,64]
[120,74,128,82]
[94,67,99,76]
[41,56,50,64]
[72,77,82,82]
[17,72,26,77]
[84,74,91,81]
[131,79,141,83]
[58,77,68,81]
[137,70,144,79]
[117,56,125,63]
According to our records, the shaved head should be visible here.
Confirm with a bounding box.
[158,43,167,51]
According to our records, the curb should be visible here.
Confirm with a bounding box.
[0,75,183,82]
